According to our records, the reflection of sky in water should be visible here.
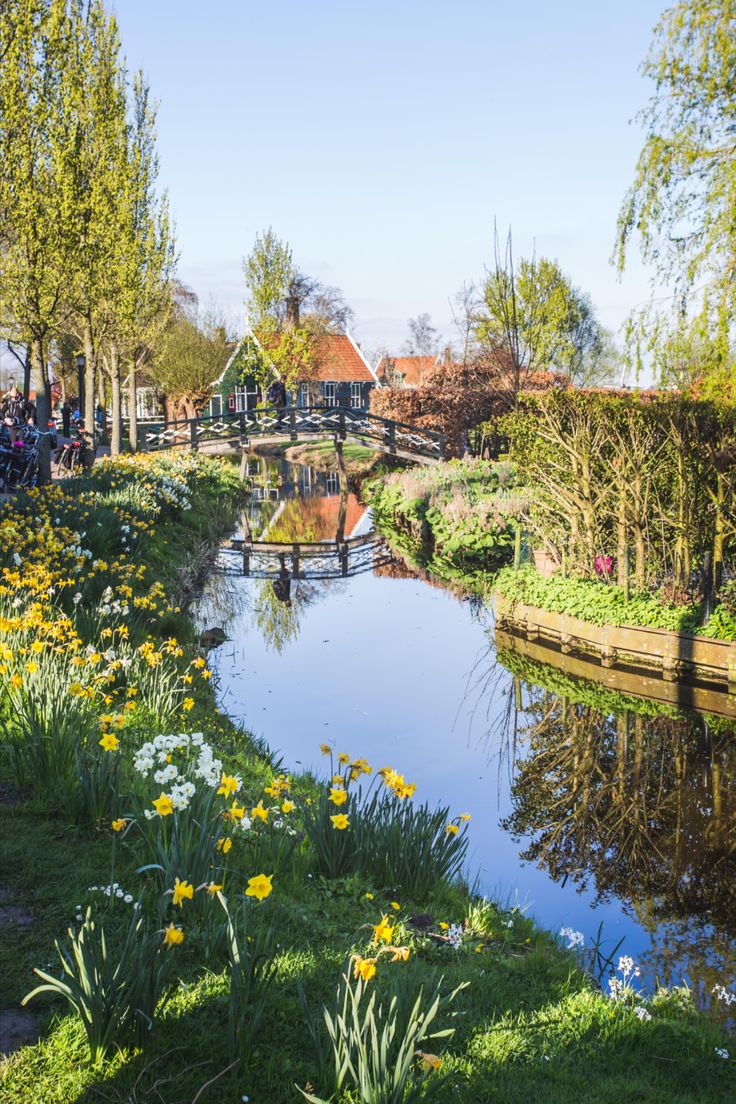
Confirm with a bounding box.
[197,461,736,993]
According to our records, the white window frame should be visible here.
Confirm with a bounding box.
[324,382,336,405]
[210,394,223,417]
[350,382,362,407]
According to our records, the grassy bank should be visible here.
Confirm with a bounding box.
[0,454,734,1103]
[366,459,521,573]
[253,438,380,474]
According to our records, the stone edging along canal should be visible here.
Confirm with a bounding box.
[494,594,736,701]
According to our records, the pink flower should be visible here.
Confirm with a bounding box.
[595,555,613,577]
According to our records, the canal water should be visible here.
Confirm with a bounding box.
[196,456,736,995]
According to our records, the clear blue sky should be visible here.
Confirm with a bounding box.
[111,0,664,360]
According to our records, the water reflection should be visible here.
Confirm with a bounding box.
[200,456,736,990]
[488,646,736,991]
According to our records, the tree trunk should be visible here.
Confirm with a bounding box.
[127,365,138,452]
[31,337,52,485]
[616,489,627,586]
[109,344,121,456]
[83,323,95,434]
[22,350,31,401]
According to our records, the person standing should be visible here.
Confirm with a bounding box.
[61,400,71,438]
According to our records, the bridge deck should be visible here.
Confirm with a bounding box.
[140,406,445,464]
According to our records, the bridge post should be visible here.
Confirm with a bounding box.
[190,420,198,452]
[388,422,396,455]
[289,408,297,441]
[438,433,445,460]
[338,409,346,440]
[140,426,148,452]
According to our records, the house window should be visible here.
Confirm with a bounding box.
[324,382,336,405]
[325,472,339,495]
[298,383,309,407]
[234,382,260,412]
[350,383,362,408]
[210,394,222,417]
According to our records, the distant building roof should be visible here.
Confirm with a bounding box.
[375,355,439,387]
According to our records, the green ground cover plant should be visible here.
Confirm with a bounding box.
[493,565,736,640]
[0,453,734,1103]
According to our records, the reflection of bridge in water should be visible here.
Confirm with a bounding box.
[218,455,393,580]
[222,532,393,580]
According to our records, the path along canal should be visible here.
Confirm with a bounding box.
[196,456,736,996]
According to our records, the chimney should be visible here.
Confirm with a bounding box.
[285,295,300,328]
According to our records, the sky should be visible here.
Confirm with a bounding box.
[109,0,665,364]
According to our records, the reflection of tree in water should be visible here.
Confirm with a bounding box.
[501,682,736,988]
[251,575,321,654]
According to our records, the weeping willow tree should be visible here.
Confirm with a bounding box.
[615,1,736,391]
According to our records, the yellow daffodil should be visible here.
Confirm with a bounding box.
[216,836,232,853]
[163,923,184,948]
[329,787,348,806]
[389,946,411,962]
[390,901,401,911]
[459,812,471,821]
[245,873,273,901]
[99,732,119,752]
[418,1052,441,1071]
[229,802,246,821]
[446,823,459,836]
[281,800,295,814]
[111,818,127,832]
[217,773,239,797]
[206,882,223,896]
[338,752,350,764]
[26,661,37,674]
[251,801,269,822]
[364,892,374,900]
[438,922,449,930]
[373,915,395,944]
[172,878,194,907]
[330,813,349,830]
[319,743,331,755]
[353,956,377,982]
[182,697,194,712]
[153,792,174,817]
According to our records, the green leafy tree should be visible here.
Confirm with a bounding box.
[476,228,609,399]
[0,0,81,481]
[107,74,175,453]
[243,229,354,395]
[615,1,736,387]
[151,289,231,421]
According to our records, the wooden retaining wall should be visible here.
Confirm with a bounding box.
[494,595,736,695]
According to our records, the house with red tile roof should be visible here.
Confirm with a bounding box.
[374,354,440,388]
[206,330,379,416]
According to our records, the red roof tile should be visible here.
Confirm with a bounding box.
[375,355,437,386]
[306,334,375,383]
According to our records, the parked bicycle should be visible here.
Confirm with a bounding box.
[0,422,55,491]
[54,423,100,476]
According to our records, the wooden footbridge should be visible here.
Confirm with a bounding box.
[140,406,445,463]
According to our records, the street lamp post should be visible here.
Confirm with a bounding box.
[76,353,85,415]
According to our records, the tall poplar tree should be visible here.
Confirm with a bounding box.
[0,0,81,481]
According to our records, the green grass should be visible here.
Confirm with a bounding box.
[1,456,734,1103]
